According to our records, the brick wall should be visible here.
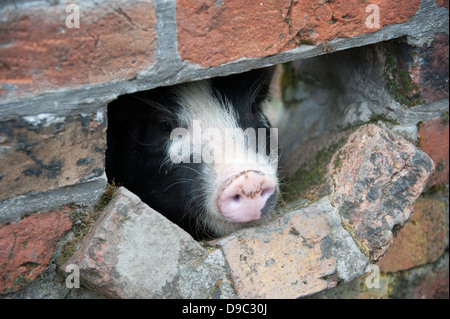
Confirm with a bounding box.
[0,0,448,298]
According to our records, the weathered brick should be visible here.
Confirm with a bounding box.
[176,0,420,67]
[0,0,157,100]
[382,33,448,106]
[0,112,106,204]
[436,0,449,9]
[0,206,73,294]
[418,117,449,186]
[377,196,447,273]
[418,33,449,104]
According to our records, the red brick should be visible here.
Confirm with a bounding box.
[411,267,449,299]
[0,1,156,100]
[0,206,73,293]
[377,197,447,273]
[418,117,449,186]
[436,0,449,9]
[176,0,420,67]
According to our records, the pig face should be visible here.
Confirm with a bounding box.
[106,68,279,239]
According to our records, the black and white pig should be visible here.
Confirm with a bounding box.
[106,68,279,239]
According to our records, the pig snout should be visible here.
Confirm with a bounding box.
[217,170,277,223]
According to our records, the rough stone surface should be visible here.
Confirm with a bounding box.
[0,111,107,222]
[377,196,448,272]
[0,206,73,293]
[0,111,106,201]
[0,0,157,101]
[0,262,102,299]
[330,125,435,261]
[308,252,449,299]
[404,257,448,299]
[63,187,235,299]
[177,0,420,67]
[418,117,449,187]
[211,197,368,299]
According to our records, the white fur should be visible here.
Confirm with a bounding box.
[166,80,279,236]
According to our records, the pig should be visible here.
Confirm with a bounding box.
[106,68,279,239]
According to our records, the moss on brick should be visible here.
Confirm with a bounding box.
[280,137,346,204]
[55,182,119,268]
[384,45,422,107]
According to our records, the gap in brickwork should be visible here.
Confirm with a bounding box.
[104,66,285,240]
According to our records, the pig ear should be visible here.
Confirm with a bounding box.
[242,67,276,105]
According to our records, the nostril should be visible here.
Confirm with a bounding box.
[218,171,277,223]
[261,186,275,199]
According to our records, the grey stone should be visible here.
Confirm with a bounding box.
[63,187,235,299]
[321,200,369,283]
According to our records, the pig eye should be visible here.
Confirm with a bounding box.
[160,121,173,132]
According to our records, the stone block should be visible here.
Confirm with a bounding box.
[330,125,435,261]
[406,264,449,299]
[211,197,368,299]
[63,187,235,299]
[383,33,448,106]
[436,0,449,10]
[308,253,449,299]
[0,206,73,293]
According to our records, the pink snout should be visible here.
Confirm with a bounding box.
[217,170,276,223]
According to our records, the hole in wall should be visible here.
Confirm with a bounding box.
[105,67,282,240]
[105,38,410,241]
